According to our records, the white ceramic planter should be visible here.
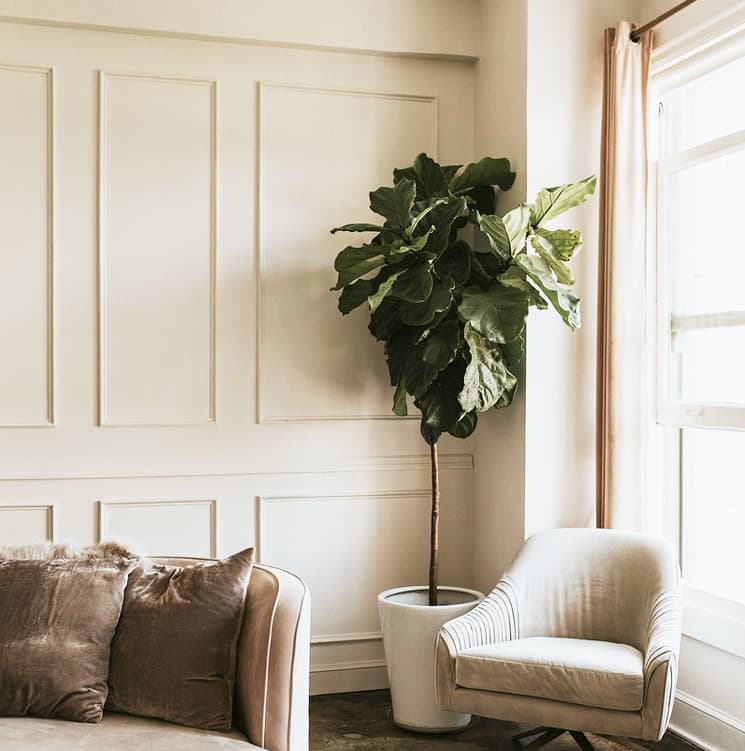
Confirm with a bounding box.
[377,585,484,733]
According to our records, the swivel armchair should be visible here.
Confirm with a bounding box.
[435,528,681,749]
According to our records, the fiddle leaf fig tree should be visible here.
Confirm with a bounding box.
[330,153,596,605]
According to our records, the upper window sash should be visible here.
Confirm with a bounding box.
[653,32,745,430]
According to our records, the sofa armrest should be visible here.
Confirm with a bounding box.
[235,564,311,751]
[641,591,681,741]
[435,579,519,709]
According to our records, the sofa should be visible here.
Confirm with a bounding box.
[0,558,311,751]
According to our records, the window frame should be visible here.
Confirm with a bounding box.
[649,25,745,656]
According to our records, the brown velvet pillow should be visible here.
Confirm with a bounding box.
[107,548,255,732]
[0,556,135,723]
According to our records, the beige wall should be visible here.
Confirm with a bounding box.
[0,2,478,696]
[471,0,528,594]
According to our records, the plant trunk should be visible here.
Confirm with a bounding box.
[429,442,440,606]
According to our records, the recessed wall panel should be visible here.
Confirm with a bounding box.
[99,73,215,425]
[259,84,437,421]
[0,65,53,426]
[98,499,216,557]
[259,492,429,639]
[0,504,53,544]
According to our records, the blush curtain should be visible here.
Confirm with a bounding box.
[596,21,653,530]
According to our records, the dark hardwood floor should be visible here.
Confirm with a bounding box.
[310,691,700,751]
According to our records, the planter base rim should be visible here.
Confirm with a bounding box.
[393,716,476,734]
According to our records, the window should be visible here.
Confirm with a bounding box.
[652,33,745,621]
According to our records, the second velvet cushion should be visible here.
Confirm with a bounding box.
[107,548,255,732]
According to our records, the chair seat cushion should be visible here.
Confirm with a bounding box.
[455,637,644,711]
[0,713,263,751]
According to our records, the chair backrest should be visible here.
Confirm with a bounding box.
[503,528,679,651]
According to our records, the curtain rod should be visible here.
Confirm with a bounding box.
[630,0,700,42]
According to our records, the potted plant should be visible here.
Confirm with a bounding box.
[330,153,595,732]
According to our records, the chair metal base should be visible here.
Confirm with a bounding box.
[512,726,595,751]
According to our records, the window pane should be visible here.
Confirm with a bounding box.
[681,428,745,604]
[664,53,745,152]
[673,325,745,404]
[667,147,745,316]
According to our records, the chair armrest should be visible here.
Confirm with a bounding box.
[435,579,519,709]
[641,591,681,741]
[235,564,311,751]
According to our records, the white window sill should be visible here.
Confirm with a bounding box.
[682,581,745,660]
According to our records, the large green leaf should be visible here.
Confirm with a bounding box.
[457,283,528,343]
[330,223,386,234]
[441,164,462,182]
[478,213,511,263]
[338,265,400,314]
[500,331,525,366]
[415,358,468,445]
[368,270,403,313]
[331,245,386,289]
[515,253,580,329]
[449,410,477,439]
[404,319,460,397]
[497,265,548,309]
[451,157,516,193]
[530,175,597,226]
[435,240,471,285]
[391,262,434,303]
[369,296,403,340]
[406,200,448,239]
[392,380,408,416]
[459,323,518,413]
[503,204,531,254]
[388,227,435,262]
[535,228,583,261]
[393,153,448,199]
[531,236,573,285]
[463,185,497,215]
[369,178,416,230]
[495,377,518,408]
[384,326,420,385]
[400,279,453,326]
[423,197,468,257]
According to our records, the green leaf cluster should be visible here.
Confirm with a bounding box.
[331,153,596,445]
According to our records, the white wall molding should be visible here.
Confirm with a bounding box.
[311,631,382,646]
[97,499,217,557]
[0,452,473,482]
[0,61,54,427]
[309,660,388,696]
[97,70,217,427]
[311,658,386,674]
[671,690,745,751]
[0,503,54,543]
[256,81,438,423]
[0,1,479,61]
[256,489,430,562]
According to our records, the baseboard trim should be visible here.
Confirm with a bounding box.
[670,690,745,751]
[310,659,388,696]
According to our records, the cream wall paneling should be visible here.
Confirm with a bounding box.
[97,70,216,427]
[257,82,437,422]
[0,62,54,427]
[0,19,476,696]
[0,21,475,476]
[0,0,480,60]
[97,499,217,558]
[257,491,430,640]
[0,503,55,544]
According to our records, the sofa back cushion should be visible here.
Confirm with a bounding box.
[0,556,135,723]
[106,548,255,732]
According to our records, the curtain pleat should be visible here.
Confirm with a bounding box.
[596,21,653,530]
